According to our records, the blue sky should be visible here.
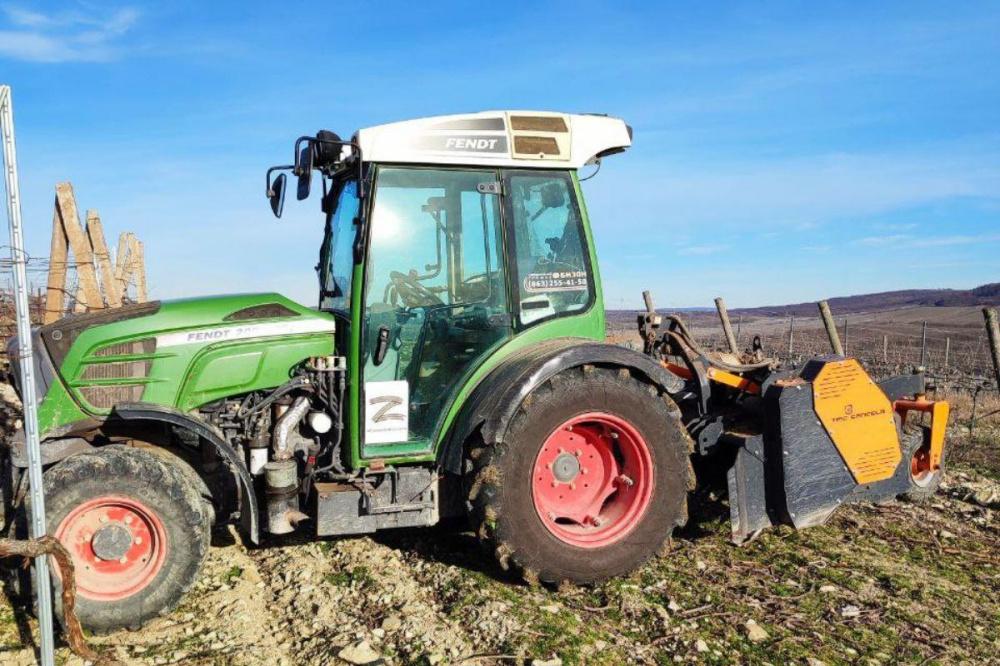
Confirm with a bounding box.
[1,1,998,309]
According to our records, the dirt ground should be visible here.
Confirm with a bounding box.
[0,401,998,665]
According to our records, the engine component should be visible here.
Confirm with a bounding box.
[248,447,269,476]
[272,396,310,460]
[263,460,306,535]
[307,411,333,434]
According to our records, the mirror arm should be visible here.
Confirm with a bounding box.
[266,165,294,196]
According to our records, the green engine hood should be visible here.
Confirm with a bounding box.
[38,293,335,429]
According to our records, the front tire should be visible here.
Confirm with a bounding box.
[38,446,210,632]
[469,366,691,584]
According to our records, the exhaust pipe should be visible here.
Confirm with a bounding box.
[273,396,310,460]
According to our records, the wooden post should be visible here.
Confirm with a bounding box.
[85,210,120,307]
[129,235,147,302]
[787,315,794,357]
[843,317,849,355]
[919,321,928,368]
[55,183,102,311]
[714,296,739,354]
[882,334,888,363]
[43,205,68,324]
[113,232,132,301]
[817,300,844,356]
[736,314,742,342]
[943,337,950,370]
[984,308,1000,391]
[72,283,86,313]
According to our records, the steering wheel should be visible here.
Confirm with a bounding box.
[389,270,444,308]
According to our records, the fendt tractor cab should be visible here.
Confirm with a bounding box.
[2,111,949,632]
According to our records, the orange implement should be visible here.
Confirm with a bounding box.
[894,397,950,474]
[660,361,760,395]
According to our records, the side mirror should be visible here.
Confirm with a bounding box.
[296,145,313,201]
[268,173,287,218]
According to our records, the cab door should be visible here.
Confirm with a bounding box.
[360,166,511,457]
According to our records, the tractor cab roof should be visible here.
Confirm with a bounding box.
[354,111,631,169]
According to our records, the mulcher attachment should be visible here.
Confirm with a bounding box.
[727,357,935,544]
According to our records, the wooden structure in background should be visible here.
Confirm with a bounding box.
[44,182,147,323]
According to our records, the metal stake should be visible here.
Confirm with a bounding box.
[1,84,56,666]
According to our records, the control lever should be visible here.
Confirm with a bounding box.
[373,325,391,366]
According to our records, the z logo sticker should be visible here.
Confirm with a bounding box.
[369,395,406,422]
[364,381,409,444]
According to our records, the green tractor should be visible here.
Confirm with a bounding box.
[2,111,948,632]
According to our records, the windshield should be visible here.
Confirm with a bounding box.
[318,179,360,312]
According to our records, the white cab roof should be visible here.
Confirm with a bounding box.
[355,111,631,169]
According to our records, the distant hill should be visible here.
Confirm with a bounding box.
[729,283,1000,317]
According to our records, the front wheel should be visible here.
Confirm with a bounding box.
[900,424,944,502]
[38,446,210,632]
[469,366,691,584]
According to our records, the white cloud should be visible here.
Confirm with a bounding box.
[855,231,1000,249]
[855,234,912,246]
[909,233,1000,247]
[677,244,728,256]
[0,4,138,62]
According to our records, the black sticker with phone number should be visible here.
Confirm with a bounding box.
[524,271,588,293]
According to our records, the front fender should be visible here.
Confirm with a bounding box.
[440,338,684,474]
[109,402,260,543]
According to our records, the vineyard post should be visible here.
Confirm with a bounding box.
[843,317,849,354]
[882,334,888,363]
[817,300,844,356]
[983,308,1000,392]
[920,321,928,368]
[714,296,739,355]
[787,315,794,357]
[736,314,742,343]
[970,385,981,436]
[944,337,950,370]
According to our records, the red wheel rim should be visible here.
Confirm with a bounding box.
[54,496,168,601]
[531,412,655,548]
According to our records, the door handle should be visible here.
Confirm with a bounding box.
[373,325,391,366]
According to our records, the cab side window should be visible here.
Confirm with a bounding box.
[504,170,593,325]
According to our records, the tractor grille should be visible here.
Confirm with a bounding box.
[79,385,146,409]
[80,360,152,381]
[75,338,156,409]
[94,339,156,357]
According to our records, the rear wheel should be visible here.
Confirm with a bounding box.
[39,446,210,632]
[469,366,691,584]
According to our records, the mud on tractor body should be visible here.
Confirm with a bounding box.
[0,111,949,632]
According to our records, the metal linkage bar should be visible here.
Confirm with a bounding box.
[1,84,56,666]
